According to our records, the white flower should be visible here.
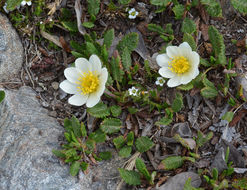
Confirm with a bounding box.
[156,42,200,87]
[59,54,108,108]
[21,0,32,7]
[128,8,138,19]
[3,3,9,13]
[155,77,166,86]
[128,87,139,96]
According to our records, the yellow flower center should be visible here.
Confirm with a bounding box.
[169,56,190,74]
[131,11,136,16]
[76,71,99,95]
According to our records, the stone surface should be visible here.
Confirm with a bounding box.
[158,172,201,190]
[0,86,123,190]
[0,13,23,82]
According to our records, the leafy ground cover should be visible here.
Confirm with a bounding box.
[1,0,247,189]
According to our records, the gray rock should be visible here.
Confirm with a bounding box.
[0,87,122,190]
[171,122,192,138]
[158,172,201,190]
[0,14,23,82]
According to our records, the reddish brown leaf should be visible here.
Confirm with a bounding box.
[200,23,209,41]
[59,36,71,53]
[229,109,247,126]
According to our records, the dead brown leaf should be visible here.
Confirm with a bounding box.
[200,23,209,41]
[40,30,62,48]
[59,36,71,53]
[229,109,247,127]
[47,0,62,16]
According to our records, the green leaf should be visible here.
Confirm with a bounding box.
[113,136,125,149]
[208,26,226,65]
[135,136,154,153]
[71,51,84,58]
[71,116,82,138]
[82,22,94,28]
[147,24,165,35]
[117,32,139,54]
[110,56,124,83]
[200,58,211,67]
[52,149,66,158]
[110,105,122,117]
[118,0,131,5]
[177,82,194,91]
[89,129,106,143]
[231,0,247,15]
[184,178,204,190]
[135,158,152,182]
[201,86,218,98]
[0,91,5,104]
[81,122,87,137]
[172,4,185,19]
[183,33,196,51]
[202,76,216,89]
[87,102,110,118]
[172,92,183,112]
[6,0,22,11]
[61,21,78,32]
[221,111,234,123]
[104,29,115,49]
[173,134,191,149]
[212,168,218,180]
[118,168,141,185]
[150,0,171,6]
[128,107,138,114]
[161,156,184,170]
[155,117,172,126]
[201,0,222,17]
[99,151,112,160]
[232,178,247,189]
[100,118,122,134]
[121,47,132,71]
[85,139,95,153]
[87,0,100,16]
[127,131,134,146]
[70,41,83,53]
[81,162,89,171]
[86,42,99,55]
[119,146,132,158]
[164,23,174,35]
[181,18,196,34]
[70,161,81,176]
[196,131,213,148]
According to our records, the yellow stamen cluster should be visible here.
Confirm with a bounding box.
[131,11,136,16]
[77,71,99,95]
[169,56,190,74]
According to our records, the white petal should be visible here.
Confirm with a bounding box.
[68,94,88,106]
[94,68,108,97]
[179,42,192,52]
[181,74,193,84]
[27,1,32,6]
[59,80,78,94]
[86,94,100,108]
[156,54,170,67]
[167,76,181,87]
[189,52,200,67]
[21,1,26,6]
[64,67,81,84]
[159,67,176,78]
[166,46,179,58]
[89,54,102,74]
[75,58,92,72]
[99,68,108,84]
